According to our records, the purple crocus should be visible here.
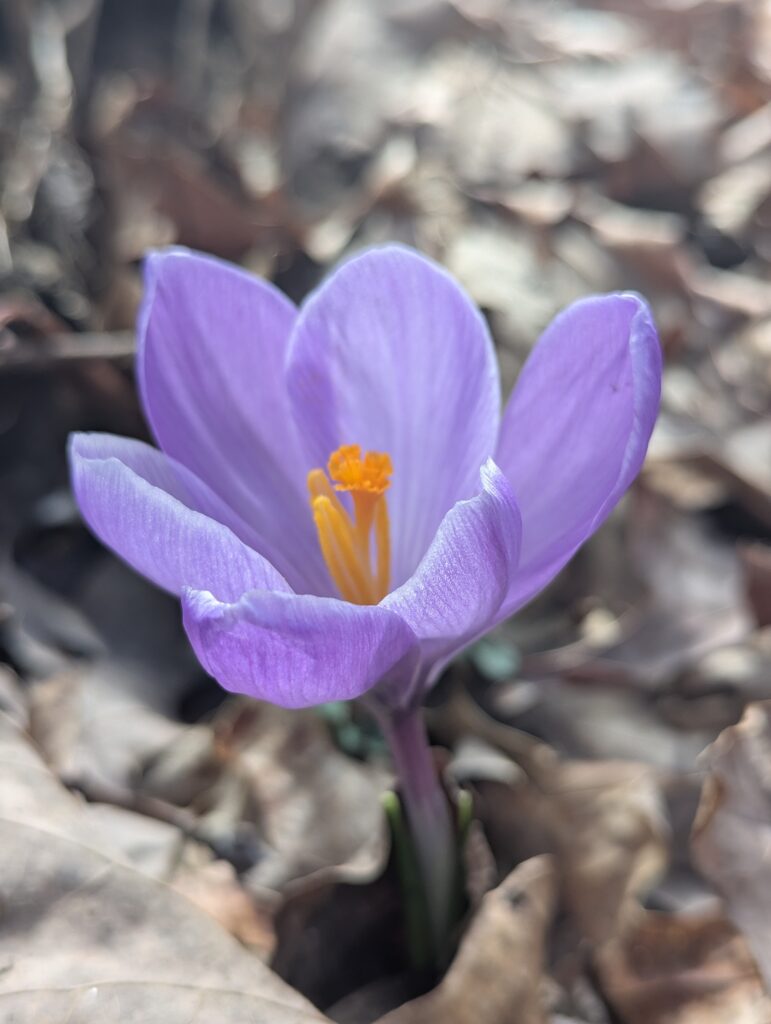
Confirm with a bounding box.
[69,244,661,949]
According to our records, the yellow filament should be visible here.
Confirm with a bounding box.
[308,468,347,518]
[308,445,392,604]
[374,497,390,598]
[312,497,373,603]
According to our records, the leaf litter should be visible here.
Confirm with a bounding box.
[2,0,771,1020]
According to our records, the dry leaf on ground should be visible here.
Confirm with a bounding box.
[374,856,556,1024]
[0,711,329,1023]
[691,700,771,989]
[141,699,389,892]
[596,911,771,1024]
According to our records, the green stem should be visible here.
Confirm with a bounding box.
[383,706,456,963]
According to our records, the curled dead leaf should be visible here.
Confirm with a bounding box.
[374,856,556,1024]
[692,700,771,990]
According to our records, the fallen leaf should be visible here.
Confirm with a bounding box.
[141,698,389,892]
[374,857,556,1024]
[549,760,668,946]
[691,700,771,989]
[0,711,329,1022]
[596,910,771,1024]
[439,686,668,947]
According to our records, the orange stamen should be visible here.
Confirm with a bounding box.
[328,445,392,495]
[308,445,392,604]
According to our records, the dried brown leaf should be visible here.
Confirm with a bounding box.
[549,760,668,945]
[597,911,771,1024]
[442,687,668,948]
[0,711,328,1022]
[692,700,771,989]
[374,856,556,1024]
[143,699,388,892]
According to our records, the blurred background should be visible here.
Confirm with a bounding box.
[2,0,771,1021]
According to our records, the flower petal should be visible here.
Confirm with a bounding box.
[137,247,330,594]
[182,589,419,709]
[496,292,661,615]
[69,433,290,601]
[382,459,521,680]
[286,245,501,587]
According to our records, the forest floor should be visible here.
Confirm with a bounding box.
[2,1,771,1021]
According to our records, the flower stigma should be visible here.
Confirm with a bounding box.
[308,444,392,604]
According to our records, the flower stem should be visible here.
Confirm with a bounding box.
[383,706,456,964]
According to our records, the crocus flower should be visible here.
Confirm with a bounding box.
[69,245,660,714]
[69,245,660,953]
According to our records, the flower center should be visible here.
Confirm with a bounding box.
[308,444,392,604]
